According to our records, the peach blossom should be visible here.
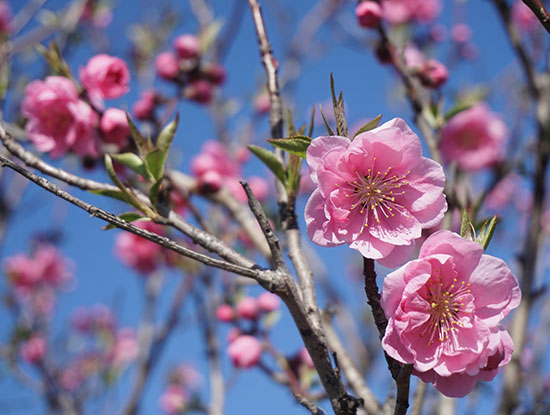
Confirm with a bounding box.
[227,335,262,368]
[80,54,130,107]
[100,108,130,148]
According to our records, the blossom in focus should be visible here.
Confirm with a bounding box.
[381,230,521,397]
[512,1,538,32]
[80,54,130,107]
[114,220,166,274]
[305,118,447,267]
[382,0,442,24]
[20,336,46,364]
[227,335,263,368]
[159,385,189,413]
[100,108,130,148]
[440,104,508,171]
[22,76,98,158]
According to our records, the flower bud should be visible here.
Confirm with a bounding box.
[257,292,280,313]
[187,80,213,104]
[155,52,180,80]
[418,59,448,89]
[236,296,259,320]
[216,304,235,322]
[355,1,382,29]
[173,34,200,59]
[227,335,262,368]
[100,108,130,148]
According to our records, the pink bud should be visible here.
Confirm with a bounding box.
[227,335,262,368]
[0,1,11,34]
[173,34,200,59]
[204,63,226,85]
[100,108,130,148]
[418,59,448,89]
[254,93,270,115]
[79,54,130,107]
[20,336,46,364]
[133,90,156,120]
[155,52,180,80]
[187,80,213,104]
[451,23,472,44]
[257,292,280,313]
[236,297,259,320]
[355,2,382,29]
[198,170,223,193]
[216,304,235,322]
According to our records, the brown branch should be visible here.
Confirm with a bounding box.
[522,0,550,34]
[0,153,263,280]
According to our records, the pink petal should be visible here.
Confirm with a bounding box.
[306,135,350,184]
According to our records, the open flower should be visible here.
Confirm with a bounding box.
[381,230,521,397]
[305,118,446,267]
[80,54,130,108]
[440,104,508,171]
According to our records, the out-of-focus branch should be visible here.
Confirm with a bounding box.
[409,382,427,415]
[521,0,550,34]
[322,313,381,415]
[0,153,264,280]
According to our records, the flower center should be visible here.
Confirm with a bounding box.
[420,271,473,347]
[339,157,411,232]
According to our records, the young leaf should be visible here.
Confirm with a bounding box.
[476,214,498,250]
[308,106,315,137]
[148,179,163,207]
[267,136,311,159]
[146,113,180,181]
[104,154,149,213]
[330,74,349,137]
[102,212,148,230]
[145,149,164,181]
[157,113,179,154]
[248,145,287,184]
[286,108,297,136]
[286,153,302,197]
[352,114,382,139]
[199,20,224,54]
[460,209,474,240]
[110,152,153,181]
[319,106,335,136]
[90,189,130,203]
[126,113,152,156]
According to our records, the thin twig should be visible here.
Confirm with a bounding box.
[522,0,550,34]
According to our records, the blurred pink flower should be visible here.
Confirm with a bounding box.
[417,59,448,89]
[440,104,508,171]
[203,63,226,86]
[59,366,83,391]
[216,304,235,322]
[485,173,522,212]
[22,76,98,158]
[34,243,73,287]
[4,254,41,291]
[187,80,213,104]
[80,54,130,107]
[403,45,424,69]
[133,90,156,120]
[257,292,281,313]
[110,328,139,367]
[100,108,130,148]
[159,385,188,413]
[0,1,11,33]
[382,0,441,24]
[381,230,521,397]
[227,335,263,368]
[20,336,46,364]
[155,51,180,80]
[114,220,166,274]
[512,1,538,32]
[451,24,472,43]
[305,118,447,267]
[298,346,315,369]
[356,2,383,29]
[173,34,200,59]
[236,296,259,320]
[254,92,270,115]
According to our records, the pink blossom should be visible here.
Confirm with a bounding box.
[191,140,241,193]
[59,366,83,391]
[155,51,180,80]
[257,292,281,313]
[4,254,42,291]
[417,59,448,89]
[114,220,166,274]
[34,243,73,287]
[20,336,46,364]
[355,2,383,29]
[173,34,200,59]
[92,304,116,331]
[440,104,508,171]
[100,108,130,148]
[236,297,259,320]
[110,328,139,366]
[203,63,226,86]
[298,347,315,369]
[133,90,156,120]
[451,24,472,44]
[80,54,130,107]
[227,335,263,368]
[72,308,92,332]
[216,304,235,322]
[305,118,447,267]
[382,0,441,24]
[485,173,522,212]
[22,76,98,158]
[187,80,213,104]
[403,45,424,69]
[0,1,11,33]
[159,385,188,413]
[381,230,521,397]
[254,92,270,115]
[512,1,538,32]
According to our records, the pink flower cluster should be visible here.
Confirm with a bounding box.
[381,0,442,25]
[155,33,225,105]
[23,54,130,158]
[381,230,521,397]
[20,335,47,364]
[305,118,447,267]
[159,364,201,413]
[191,140,269,203]
[114,220,175,274]
[440,104,508,171]
[216,293,281,322]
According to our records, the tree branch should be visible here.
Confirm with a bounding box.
[522,0,550,34]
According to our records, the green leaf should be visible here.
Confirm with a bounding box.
[286,153,302,197]
[460,209,475,240]
[199,20,224,54]
[102,212,148,230]
[319,105,335,136]
[148,179,163,207]
[104,155,149,213]
[267,136,311,159]
[330,74,349,137]
[286,108,297,136]
[110,152,152,181]
[90,189,129,203]
[145,149,164,181]
[352,114,382,139]
[157,113,179,154]
[308,107,315,137]
[126,113,152,156]
[444,103,473,121]
[145,114,179,181]
[476,214,498,250]
[248,145,287,184]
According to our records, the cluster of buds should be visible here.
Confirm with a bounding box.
[155,33,226,105]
